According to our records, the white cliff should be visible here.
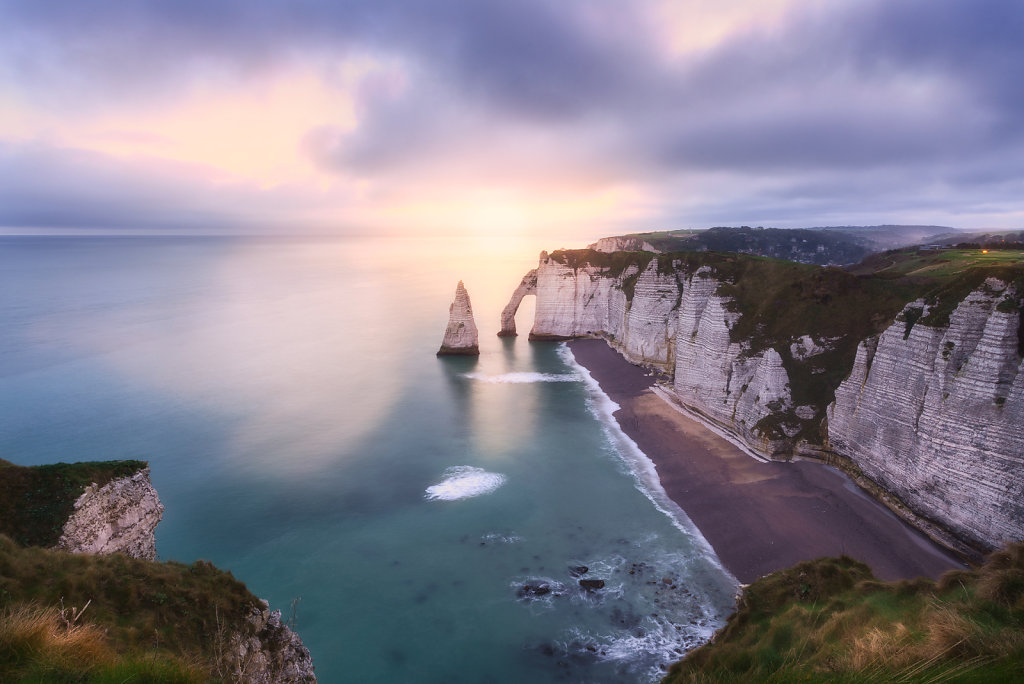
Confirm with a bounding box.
[504,249,1024,555]
[829,284,1024,552]
[498,269,537,336]
[589,236,661,253]
[672,272,793,455]
[437,280,480,355]
[54,467,164,560]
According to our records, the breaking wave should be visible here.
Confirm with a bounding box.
[461,371,580,384]
[425,466,507,501]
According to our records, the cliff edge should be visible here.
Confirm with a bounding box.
[0,459,316,682]
[503,247,1024,557]
[54,467,163,559]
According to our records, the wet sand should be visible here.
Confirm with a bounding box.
[569,338,967,584]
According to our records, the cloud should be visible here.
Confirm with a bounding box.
[1,0,1023,232]
[0,141,354,232]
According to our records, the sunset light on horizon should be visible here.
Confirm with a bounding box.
[2,0,1023,239]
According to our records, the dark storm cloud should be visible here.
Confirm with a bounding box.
[2,0,1023,228]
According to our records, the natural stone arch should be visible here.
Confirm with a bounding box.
[498,268,538,337]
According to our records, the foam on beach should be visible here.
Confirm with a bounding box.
[556,343,737,585]
[461,371,580,383]
[425,466,507,501]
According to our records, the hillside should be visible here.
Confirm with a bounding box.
[0,460,315,682]
[663,544,1024,683]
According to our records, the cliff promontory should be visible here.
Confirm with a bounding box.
[503,246,1024,556]
[0,459,316,683]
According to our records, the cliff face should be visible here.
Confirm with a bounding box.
[510,250,1024,554]
[438,280,480,355]
[828,282,1024,552]
[672,272,794,456]
[28,463,318,681]
[227,600,317,684]
[54,467,163,560]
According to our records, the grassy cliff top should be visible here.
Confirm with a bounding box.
[0,534,260,682]
[0,459,149,548]
[547,247,1024,439]
[663,543,1024,683]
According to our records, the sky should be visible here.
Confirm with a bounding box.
[1,0,1023,240]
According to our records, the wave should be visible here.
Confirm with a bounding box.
[425,466,507,501]
[461,371,579,384]
[555,343,737,586]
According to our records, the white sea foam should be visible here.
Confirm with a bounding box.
[425,466,507,501]
[555,343,738,586]
[461,371,579,384]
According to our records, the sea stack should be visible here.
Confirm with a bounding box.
[437,280,480,355]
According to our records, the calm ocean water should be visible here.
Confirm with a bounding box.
[0,236,737,683]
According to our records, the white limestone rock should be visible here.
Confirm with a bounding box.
[226,600,317,683]
[790,335,828,360]
[438,281,480,355]
[54,467,164,560]
[589,236,661,253]
[829,287,1024,551]
[498,269,537,336]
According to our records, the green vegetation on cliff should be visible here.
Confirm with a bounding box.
[548,246,1024,442]
[0,534,262,682]
[663,544,1024,683]
[0,459,148,548]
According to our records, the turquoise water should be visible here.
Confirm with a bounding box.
[0,236,737,683]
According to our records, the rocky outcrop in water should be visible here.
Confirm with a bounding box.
[503,250,1024,554]
[54,467,163,560]
[226,600,317,683]
[828,282,1024,552]
[438,280,480,355]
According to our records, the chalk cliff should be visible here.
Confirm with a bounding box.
[498,269,537,336]
[15,462,318,681]
[227,601,317,683]
[504,248,1024,555]
[828,283,1024,553]
[438,280,480,355]
[54,467,163,559]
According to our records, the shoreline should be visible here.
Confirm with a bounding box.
[567,338,966,584]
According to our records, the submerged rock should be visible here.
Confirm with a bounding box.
[517,582,553,598]
[437,280,480,355]
[568,565,589,577]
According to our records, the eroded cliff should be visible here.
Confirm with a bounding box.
[505,247,1024,555]
[438,280,480,355]
[55,467,164,559]
[828,282,1024,552]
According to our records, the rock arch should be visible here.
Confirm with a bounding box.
[498,268,538,337]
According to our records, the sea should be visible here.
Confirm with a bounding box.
[0,235,738,683]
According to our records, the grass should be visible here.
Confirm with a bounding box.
[0,459,149,548]
[663,544,1024,683]
[0,534,262,682]
[0,602,205,683]
[547,247,1024,441]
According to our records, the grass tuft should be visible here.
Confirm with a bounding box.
[664,543,1024,683]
